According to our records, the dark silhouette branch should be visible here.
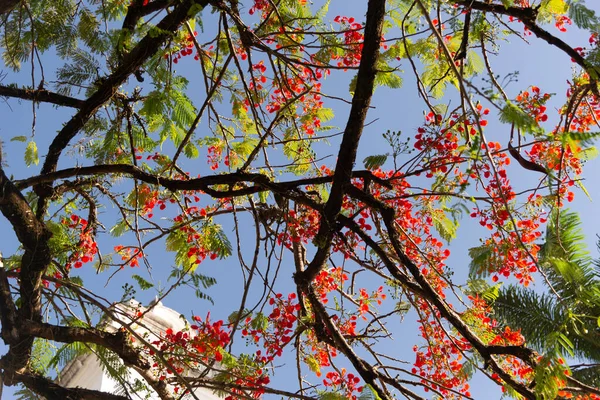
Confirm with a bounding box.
[0,0,19,15]
[0,85,85,108]
[296,0,386,286]
[15,164,392,198]
[35,0,211,216]
[4,370,129,400]
[20,320,151,369]
[453,0,599,77]
[122,0,174,31]
[0,166,51,376]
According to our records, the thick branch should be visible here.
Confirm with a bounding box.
[345,185,537,399]
[0,166,51,373]
[35,0,210,214]
[20,320,150,369]
[0,0,18,15]
[19,319,174,399]
[15,164,391,198]
[0,168,50,251]
[0,267,18,345]
[453,0,599,77]
[0,85,85,108]
[6,370,128,400]
[296,0,386,286]
[122,0,173,31]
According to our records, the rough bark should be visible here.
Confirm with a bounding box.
[0,0,19,15]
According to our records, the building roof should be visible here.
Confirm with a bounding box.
[58,299,221,399]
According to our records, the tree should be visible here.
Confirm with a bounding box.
[0,0,599,399]
[493,210,600,391]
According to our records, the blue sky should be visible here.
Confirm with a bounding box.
[1,1,599,399]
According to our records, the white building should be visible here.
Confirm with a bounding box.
[58,299,221,399]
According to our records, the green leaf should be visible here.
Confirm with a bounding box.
[319,393,347,400]
[363,154,388,170]
[465,50,484,75]
[316,107,335,123]
[395,301,411,317]
[358,385,382,400]
[578,146,598,161]
[375,69,403,89]
[568,0,599,30]
[250,312,268,331]
[499,101,543,134]
[348,74,358,95]
[315,0,331,20]
[468,244,494,277]
[48,342,91,370]
[131,275,154,290]
[258,190,268,204]
[184,142,200,159]
[227,309,250,324]
[204,223,233,259]
[433,210,458,242]
[25,141,39,166]
[483,284,500,303]
[10,135,27,142]
[110,219,130,237]
[30,339,56,375]
[541,0,568,14]
[304,354,321,376]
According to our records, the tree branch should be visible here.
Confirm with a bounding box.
[344,185,537,399]
[296,0,386,286]
[453,0,599,77]
[5,370,129,400]
[15,164,391,199]
[35,0,210,215]
[0,166,51,374]
[20,320,150,369]
[0,266,18,345]
[0,0,18,15]
[305,286,393,400]
[0,85,85,108]
[122,0,173,31]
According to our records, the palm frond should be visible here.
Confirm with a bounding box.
[571,364,600,388]
[494,285,562,352]
[539,210,599,304]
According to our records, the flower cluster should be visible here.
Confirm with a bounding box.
[140,188,166,219]
[554,15,572,33]
[277,207,320,248]
[313,267,348,304]
[114,245,144,268]
[207,144,229,170]
[412,300,473,398]
[165,31,201,64]
[62,214,98,269]
[515,86,551,123]
[241,293,300,362]
[357,286,386,320]
[146,313,230,393]
[322,368,363,400]
[332,16,364,68]
[248,0,271,17]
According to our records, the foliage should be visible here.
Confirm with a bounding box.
[0,0,599,400]
[493,210,600,390]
